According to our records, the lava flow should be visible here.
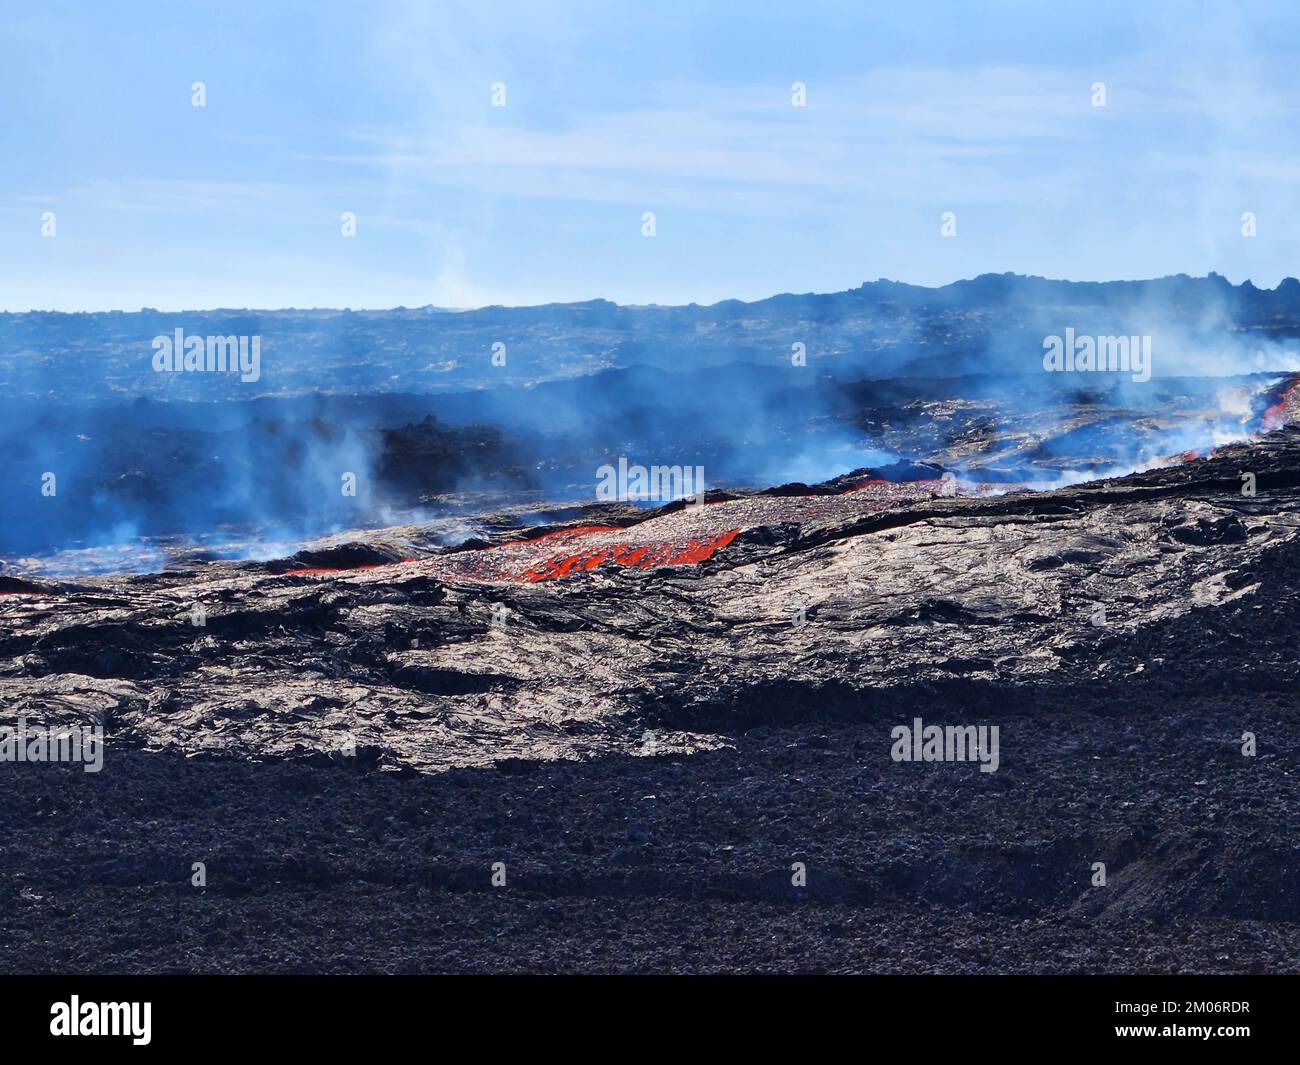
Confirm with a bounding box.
[233,382,1300,587]
[409,478,951,585]
[516,528,742,582]
[1262,375,1300,432]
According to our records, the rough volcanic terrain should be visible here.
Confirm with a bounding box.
[2,428,1300,972]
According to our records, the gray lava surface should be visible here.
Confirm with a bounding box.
[2,430,1299,972]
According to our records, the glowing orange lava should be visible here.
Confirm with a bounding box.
[518,528,740,583]
[278,478,953,586]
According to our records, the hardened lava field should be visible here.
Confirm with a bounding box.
[1,430,1299,972]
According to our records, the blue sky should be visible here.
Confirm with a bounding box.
[2,0,1297,310]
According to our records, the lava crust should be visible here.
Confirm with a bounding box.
[2,432,1299,972]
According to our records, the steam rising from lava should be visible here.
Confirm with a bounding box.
[6,276,1300,576]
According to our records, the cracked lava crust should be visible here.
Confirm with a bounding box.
[2,431,1299,972]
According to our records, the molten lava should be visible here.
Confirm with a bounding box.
[1262,377,1300,432]
[517,528,741,583]
[272,477,1002,587]
[410,479,950,585]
